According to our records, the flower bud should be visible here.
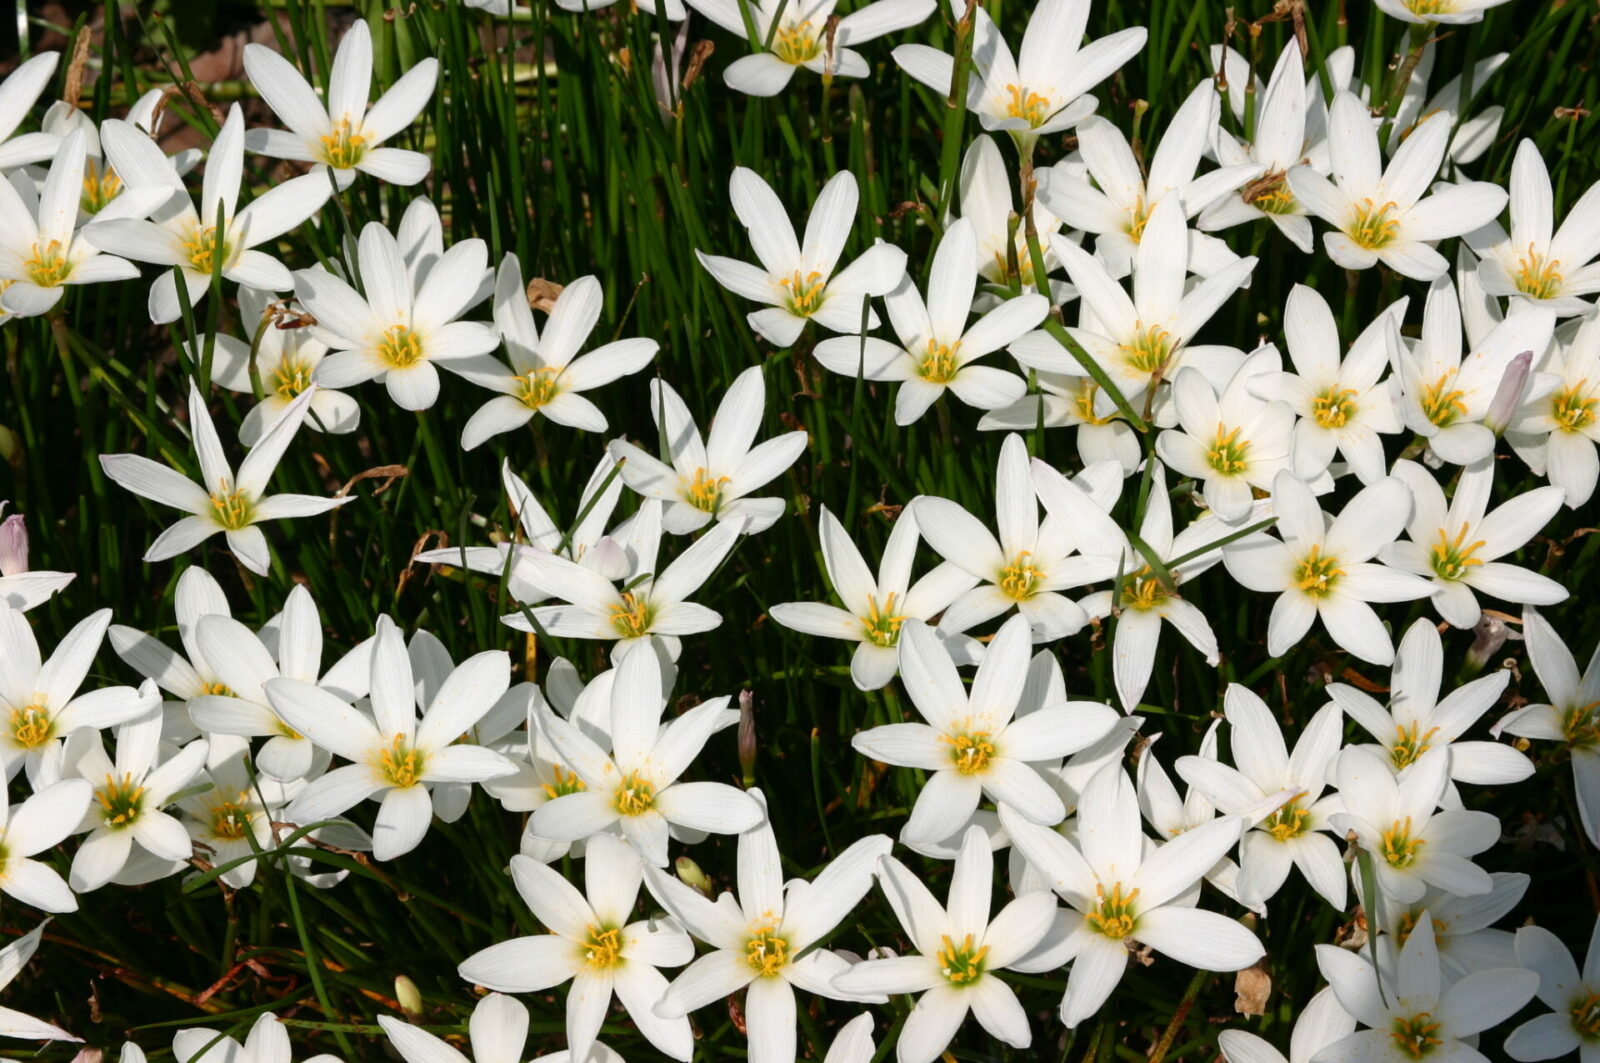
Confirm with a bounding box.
[675,855,712,896]
[737,689,756,787]
[394,974,423,1018]
[1465,612,1518,675]
[1484,350,1533,436]
[0,511,26,576]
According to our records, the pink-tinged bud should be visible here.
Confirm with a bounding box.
[1484,350,1533,436]
[70,1049,103,1063]
[738,689,756,787]
[394,974,423,1018]
[0,510,29,576]
[1465,612,1519,674]
[675,855,712,896]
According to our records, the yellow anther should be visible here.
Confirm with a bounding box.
[1312,387,1360,429]
[1418,371,1468,428]
[936,933,990,984]
[24,240,72,287]
[1563,701,1600,750]
[375,733,426,788]
[745,921,790,977]
[541,764,587,801]
[943,730,995,775]
[772,21,821,65]
[1430,522,1486,581]
[1553,380,1597,433]
[1348,198,1400,250]
[7,705,53,749]
[1390,721,1442,770]
[919,339,961,383]
[1380,815,1425,868]
[1263,799,1309,842]
[1206,424,1250,476]
[319,118,369,169]
[1120,323,1174,376]
[1294,544,1344,599]
[377,325,425,369]
[582,925,624,969]
[610,591,653,638]
[515,367,562,410]
[1003,84,1051,127]
[272,358,315,400]
[210,482,253,530]
[998,550,1041,601]
[1513,244,1563,300]
[81,158,123,214]
[210,794,253,840]
[1122,566,1171,611]
[1085,882,1140,939]
[614,770,656,816]
[181,224,228,274]
[1388,1013,1444,1059]
[861,592,906,648]
[779,270,827,317]
[685,467,731,514]
[96,772,147,827]
[1244,171,1296,215]
[1126,196,1153,242]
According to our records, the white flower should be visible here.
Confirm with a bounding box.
[1508,309,1600,508]
[0,503,73,612]
[1507,915,1600,1062]
[696,168,906,347]
[527,647,761,865]
[1135,726,1256,912]
[554,0,678,15]
[1177,685,1348,910]
[998,763,1261,1027]
[833,825,1057,1063]
[457,836,694,1061]
[100,382,352,575]
[1498,608,1600,848]
[88,106,332,324]
[1250,285,1405,485]
[243,20,437,188]
[770,505,979,691]
[610,366,807,534]
[268,616,517,859]
[414,455,633,604]
[1157,348,1297,524]
[893,0,1146,148]
[1382,458,1567,628]
[0,129,149,317]
[1042,79,1260,278]
[381,994,529,1063]
[175,751,283,889]
[1010,195,1257,407]
[1373,0,1515,25]
[914,435,1123,641]
[1467,140,1600,315]
[460,256,657,449]
[0,53,62,169]
[295,221,499,411]
[1218,987,1355,1063]
[1327,747,1497,904]
[1387,872,1528,980]
[855,615,1118,846]
[208,287,359,445]
[0,777,92,911]
[821,1015,876,1063]
[1390,47,1508,170]
[955,135,1067,293]
[168,1012,336,1063]
[0,605,152,785]
[1034,458,1223,712]
[1313,914,1536,1063]
[188,583,373,780]
[646,797,892,1063]
[504,505,745,662]
[1395,278,1557,466]
[0,921,81,1041]
[812,219,1046,424]
[1198,42,1318,253]
[65,709,208,892]
[686,0,934,96]
[1223,469,1431,665]
[1288,94,1506,280]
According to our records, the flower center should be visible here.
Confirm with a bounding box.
[937,933,990,985]
[1563,702,1600,750]
[1120,324,1174,377]
[1388,1013,1443,1058]
[377,325,425,369]
[998,550,1041,600]
[1390,721,1442,770]
[1086,881,1139,939]
[1430,522,1486,581]
[182,224,230,275]
[202,680,234,696]
[1073,381,1116,425]
[541,764,587,800]
[1126,196,1153,242]
[1294,544,1344,599]
[944,729,996,775]
[1513,245,1563,299]
[1122,566,1172,611]
[1003,84,1050,127]
[1348,198,1400,250]
[610,591,654,638]
[96,772,147,828]
[614,770,656,816]
[1244,171,1296,215]
[319,118,369,169]
[1394,908,1450,948]
[1312,386,1359,429]
[81,158,123,214]
[1380,816,1425,868]
[1263,798,1309,842]
[515,367,562,410]
[772,21,821,65]
[1402,0,1453,14]
[1206,425,1250,476]
[1553,380,1598,433]
[1417,371,1470,429]
[272,358,315,400]
[582,925,624,969]
[779,270,827,317]
[1571,992,1600,1040]
[24,240,72,287]
[210,796,253,840]
[860,592,906,648]
[210,486,254,531]
[375,734,426,788]
[8,704,53,749]
[745,921,790,977]
[685,467,730,514]
[919,339,961,383]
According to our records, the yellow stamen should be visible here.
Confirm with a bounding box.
[1122,565,1172,611]
[998,550,1041,600]
[943,729,995,775]
[181,224,229,275]
[1418,370,1468,428]
[685,467,730,514]
[96,772,147,828]
[919,339,961,384]
[319,118,368,169]
[210,794,253,840]
[1206,424,1250,476]
[1348,198,1400,250]
[1244,171,1296,215]
[1513,244,1563,300]
[7,705,53,749]
[861,592,906,648]
[1120,323,1174,377]
[610,591,653,638]
[541,764,587,800]
[614,770,656,816]
[1003,84,1050,127]
[1126,196,1153,242]
[210,482,253,531]
[1563,701,1600,750]
[81,158,123,214]
[1312,386,1360,429]
[1390,721,1442,770]
[374,733,425,788]
[772,21,821,65]
[376,325,425,369]
[583,925,624,969]
[1085,882,1140,939]
[1264,799,1310,842]
[23,240,72,287]
[779,270,826,317]
[1553,380,1598,433]
[745,920,790,977]
[1072,381,1116,426]
[272,358,315,400]
[1430,522,1486,582]
[1570,991,1600,1039]
[936,933,990,984]
[1380,816,1425,868]
[515,367,562,410]
[201,680,234,697]
[1388,1013,1444,1059]
[1294,544,1344,599]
